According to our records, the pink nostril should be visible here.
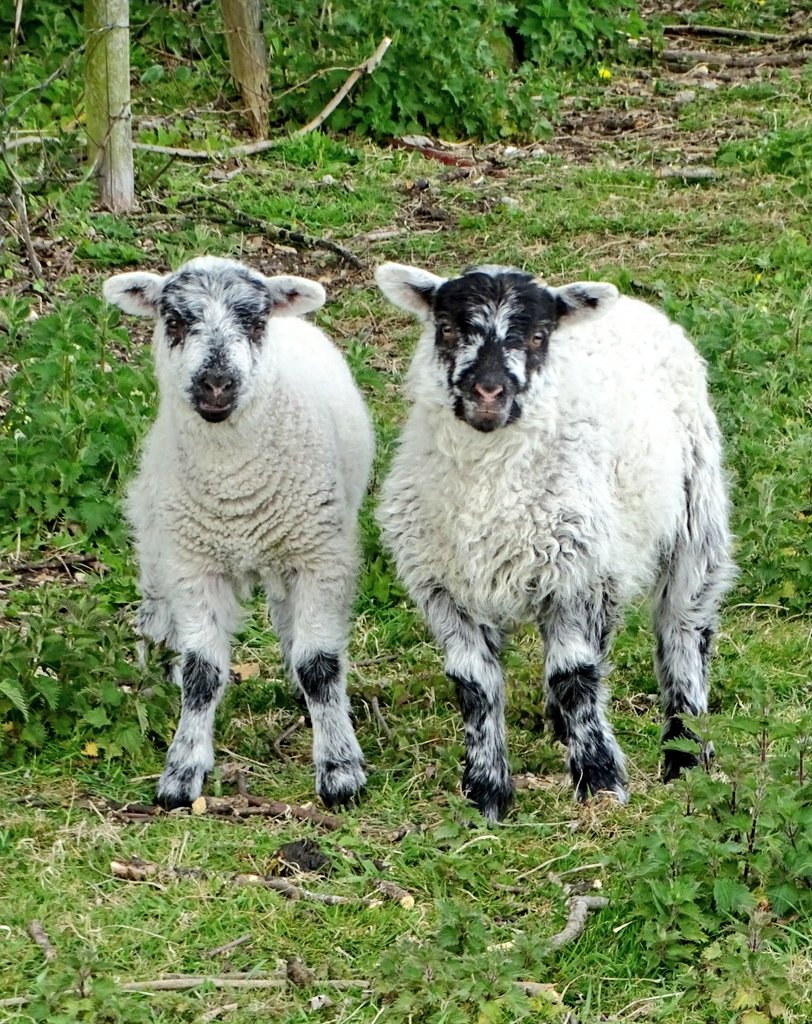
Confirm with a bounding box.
[474,383,504,402]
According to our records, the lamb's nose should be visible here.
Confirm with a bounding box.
[200,370,235,398]
[474,383,504,402]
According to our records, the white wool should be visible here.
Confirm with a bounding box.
[379,295,725,630]
[129,316,373,587]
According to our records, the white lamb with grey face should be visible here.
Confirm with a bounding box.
[104,256,374,810]
[375,261,734,821]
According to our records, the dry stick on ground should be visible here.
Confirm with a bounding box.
[28,920,56,961]
[273,714,305,761]
[7,177,43,278]
[547,894,610,950]
[121,974,371,994]
[294,37,392,136]
[103,792,343,830]
[110,857,416,909]
[2,552,99,574]
[663,24,812,46]
[205,933,253,958]
[200,1003,239,1024]
[661,47,812,68]
[369,695,394,743]
[131,38,391,160]
[172,194,362,268]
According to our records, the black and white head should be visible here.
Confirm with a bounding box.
[375,262,619,432]
[103,256,325,423]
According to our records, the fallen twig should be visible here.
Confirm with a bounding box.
[548,894,610,949]
[1,551,99,574]
[8,177,43,279]
[199,1002,239,1024]
[173,194,362,268]
[369,695,394,743]
[273,714,305,761]
[205,933,253,958]
[294,38,392,136]
[663,24,812,46]
[101,792,343,830]
[656,166,717,182]
[28,920,56,961]
[661,47,811,68]
[110,857,416,909]
[27,921,56,958]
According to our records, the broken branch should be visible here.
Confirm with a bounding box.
[111,856,416,909]
[172,194,362,268]
[294,37,392,136]
[548,894,610,949]
[370,695,394,743]
[28,920,56,961]
[273,714,305,761]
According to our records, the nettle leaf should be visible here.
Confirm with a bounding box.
[84,706,110,729]
[713,877,755,915]
[0,679,29,719]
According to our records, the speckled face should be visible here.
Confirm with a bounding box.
[158,266,273,422]
[431,269,559,432]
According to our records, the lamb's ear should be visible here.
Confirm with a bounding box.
[263,275,326,316]
[551,282,619,325]
[375,263,446,318]
[102,272,167,317]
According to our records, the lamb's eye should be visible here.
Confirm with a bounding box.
[165,316,186,346]
[437,322,456,345]
[528,330,546,350]
[248,316,267,343]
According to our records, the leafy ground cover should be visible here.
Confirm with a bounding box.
[1,3,811,1021]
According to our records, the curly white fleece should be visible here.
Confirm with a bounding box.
[379,295,724,630]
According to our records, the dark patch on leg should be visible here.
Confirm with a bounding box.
[570,734,626,801]
[297,651,340,703]
[182,652,221,713]
[662,715,705,782]
[548,664,601,713]
[480,625,503,659]
[698,625,714,673]
[450,673,489,732]
[546,699,569,744]
[155,764,201,810]
[462,761,515,821]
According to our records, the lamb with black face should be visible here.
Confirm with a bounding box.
[431,269,556,432]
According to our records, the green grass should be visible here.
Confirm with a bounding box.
[2,8,812,1022]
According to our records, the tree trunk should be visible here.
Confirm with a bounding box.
[220,0,269,140]
[85,0,134,213]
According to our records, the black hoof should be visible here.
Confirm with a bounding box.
[462,765,515,822]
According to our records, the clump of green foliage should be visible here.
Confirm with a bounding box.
[613,706,812,1020]
[0,585,173,759]
[0,0,645,146]
[0,295,153,550]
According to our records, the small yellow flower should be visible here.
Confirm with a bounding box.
[598,67,612,81]
[754,272,762,284]
[82,741,99,757]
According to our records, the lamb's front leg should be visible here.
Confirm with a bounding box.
[286,567,366,808]
[420,586,512,821]
[156,575,239,809]
[541,593,627,804]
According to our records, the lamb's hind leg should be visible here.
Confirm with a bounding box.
[541,589,627,803]
[419,585,512,821]
[285,565,366,808]
[654,545,732,782]
[155,574,239,809]
[655,451,734,782]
